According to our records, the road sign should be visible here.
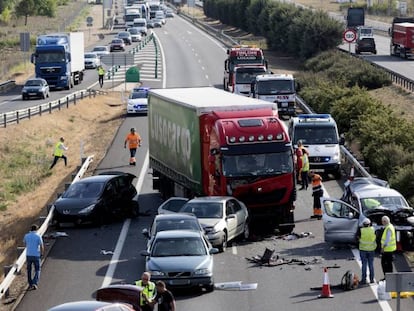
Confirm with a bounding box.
[343,29,357,43]
[100,53,135,66]
[86,16,93,27]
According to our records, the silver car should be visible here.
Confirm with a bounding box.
[21,78,50,100]
[84,52,101,69]
[127,27,142,42]
[179,196,250,252]
[91,45,110,58]
[141,230,218,292]
[321,177,414,245]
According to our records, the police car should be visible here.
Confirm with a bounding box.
[126,87,149,114]
[288,114,342,179]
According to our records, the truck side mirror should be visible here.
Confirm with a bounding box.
[296,82,301,92]
[210,148,218,156]
[339,134,345,145]
[388,27,391,36]
[30,53,36,64]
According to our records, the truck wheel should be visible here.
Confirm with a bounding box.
[223,79,226,90]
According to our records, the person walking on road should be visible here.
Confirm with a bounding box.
[149,281,176,311]
[357,218,377,284]
[49,137,68,169]
[23,224,44,290]
[135,272,156,311]
[124,127,141,166]
[380,215,396,279]
[310,171,323,219]
[97,65,105,88]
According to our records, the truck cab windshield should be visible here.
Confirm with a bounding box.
[37,52,66,63]
[257,80,294,95]
[222,152,293,177]
[236,68,266,84]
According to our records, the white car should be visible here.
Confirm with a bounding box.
[127,27,142,42]
[178,196,250,252]
[126,87,149,114]
[91,45,110,58]
[84,52,101,69]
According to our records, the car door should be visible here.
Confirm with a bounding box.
[321,197,361,244]
[231,199,245,236]
[225,200,238,241]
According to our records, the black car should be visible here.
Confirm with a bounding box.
[355,37,377,54]
[51,172,139,227]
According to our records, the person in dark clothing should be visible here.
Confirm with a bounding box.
[149,281,176,311]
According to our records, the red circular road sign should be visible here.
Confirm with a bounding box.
[343,29,357,43]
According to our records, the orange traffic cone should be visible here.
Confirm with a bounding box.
[318,267,334,298]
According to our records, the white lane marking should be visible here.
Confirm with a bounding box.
[232,244,237,255]
[152,32,167,88]
[101,151,150,287]
[323,186,391,311]
[101,219,130,288]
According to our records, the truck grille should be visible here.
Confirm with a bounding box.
[238,188,287,205]
[309,156,330,163]
[40,67,61,74]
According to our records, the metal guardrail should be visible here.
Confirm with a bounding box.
[0,80,16,93]
[1,88,101,127]
[0,155,94,300]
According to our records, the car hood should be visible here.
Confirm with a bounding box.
[197,218,222,228]
[54,198,98,213]
[127,98,147,106]
[365,206,414,227]
[147,255,211,270]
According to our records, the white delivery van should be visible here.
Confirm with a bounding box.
[288,114,342,179]
[133,18,148,35]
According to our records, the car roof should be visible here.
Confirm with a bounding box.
[154,213,198,221]
[133,87,150,92]
[347,178,403,199]
[154,230,202,239]
[48,300,121,311]
[76,172,135,183]
[187,196,235,204]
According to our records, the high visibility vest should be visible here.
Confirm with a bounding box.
[301,154,309,172]
[53,142,64,157]
[381,224,396,252]
[359,226,377,251]
[312,174,322,193]
[125,133,141,149]
[135,280,156,306]
[98,67,105,75]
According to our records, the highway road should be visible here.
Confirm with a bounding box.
[8,12,414,311]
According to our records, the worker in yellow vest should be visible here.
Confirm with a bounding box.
[97,65,105,88]
[50,137,68,169]
[380,215,396,278]
[135,271,156,311]
[358,218,377,285]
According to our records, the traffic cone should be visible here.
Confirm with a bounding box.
[349,166,355,181]
[318,267,334,298]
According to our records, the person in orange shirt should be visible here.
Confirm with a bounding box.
[124,127,141,165]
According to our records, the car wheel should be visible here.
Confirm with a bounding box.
[218,232,227,252]
[205,284,215,292]
[242,221,250,240]
[129,200,140,219]
[22,95,26,100]
[42,92,46,99]
[333,169,342,180]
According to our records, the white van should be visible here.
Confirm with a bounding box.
[155,10,166,24]
[132,18,148,35]
[288,114,342,179]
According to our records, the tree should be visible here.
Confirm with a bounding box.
[15,0,57,25]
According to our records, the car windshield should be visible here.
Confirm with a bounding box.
[25,80,42,86]
[112,39,123,43]
[222,152,293,177]
[63,182,104,199]
[294,125,338,144]
[181,203,223,218]
[155,220,200,232]
[361,196,410,212]
[93,47,107,52]
[130,91,148,99]
[151,237,207,256]
[85,54,97,59]
[128,28,139,34]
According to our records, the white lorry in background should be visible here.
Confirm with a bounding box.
[31,32,85,90]
[251,74,299,117]
[133,18,148,35]
[124,8,141,27]
[230,66,267,96]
